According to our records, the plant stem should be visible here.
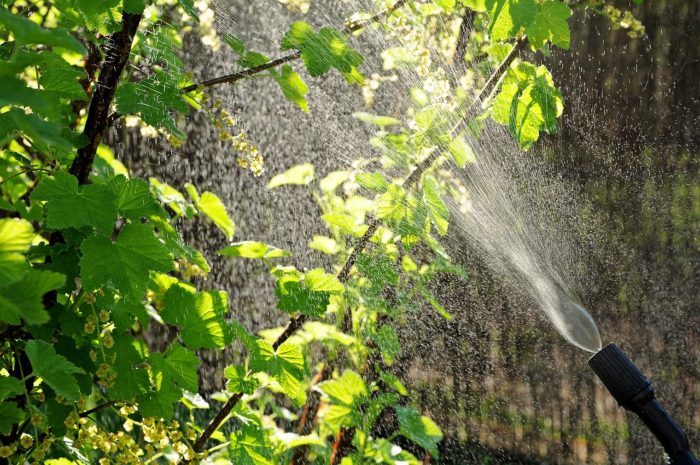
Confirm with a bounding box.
[69,12,142,185]
[79,400,116,418]
[192,392,243,452]
[180,0,408,94]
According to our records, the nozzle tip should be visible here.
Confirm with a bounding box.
[589,343,652,409]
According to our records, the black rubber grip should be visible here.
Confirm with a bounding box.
[588,343,651,408]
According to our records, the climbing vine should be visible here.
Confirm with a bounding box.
[0,0,643,463]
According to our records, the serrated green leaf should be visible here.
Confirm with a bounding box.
[0,270,65,325]
[526,0,572,50]
[485,0,537,41]
[229,419,272,465]
[423,176,449,235]
[357,254,399,286]
[115,71,188,137]
[73,0,121,34]
[276,280,330,317]
[80,223,173,298]
[225,365,258,394]
[491,63,563,150]
[396,406,443,457]
[177,0,199,20]
[39,67,86,100]
[161,283,226,349]
[197,191,235,239]
[25,340,85,401]
[219,241,289,259]
[251,340,306,406]
[32,172,117,232]
[316,370,367,429]
[376,184,407,221]
[0,218,33,286]
[0,8,86,54]
[267,163,314,188]
[109,175,164,220]
[273,65,308,112]
[281,22,364,83]
[304,268,344,293]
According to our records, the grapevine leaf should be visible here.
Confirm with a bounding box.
[161,283,226,349]
[219,241,290,259]
[267,163,314,188]
[250,340,306,406]
[396,406,443,457]
[0,8,86,54]
[197,191,235,239]
[423,176,449,235]
[0,270,65,325]
[272,65,308,112]
[280,22,364,83]
[80,223,173,298]
[0,402,24,435]
[31,172,118,232]
[25,340,85,401]
[0,218,33,286]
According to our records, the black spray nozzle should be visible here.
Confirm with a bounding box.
[589,343,698,465]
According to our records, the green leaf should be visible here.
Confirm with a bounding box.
[0,377,24,401]
[109,175,164,220]
[423,177,449,235]
[223,34,246,54]
[39,67,86,101]
[356,172,389,193]
[161,283,227,349]
[25,340,85,401]
[376,184,407,222]
[224,365,259,394]
[140,344,199,419]
[308,235,340,255]
[73,0,121,34]
[197,191,235,239]
[229,419,272,465]
[280,22,364,83]
[317,370,367,429]
[448,134,476,168]
[1,108,76,155]
[177,0,199,20]
[250,340,306,406]
[80,223,173,298]
[276,279,331,318]
[526,0,572,50]
[0,270,65,325]
[396,406,443,457]
[0,218,33,286]
[155,344,200,392]
[31,172,117,232]
[0,77,53,114]
[373,325,401,365]
[357,254,399,286]
[304,268,344,293]
[0,8,86,54]
[267,163,315,188]
[485,0,537,41]
[115,71,188,137]
[321,212,366,237]
[461,0,487,12]
[491,63,564,150]
[219,241,290,259]
[0,402,24,435]
[353,112,401,128]
[273,65,308,112]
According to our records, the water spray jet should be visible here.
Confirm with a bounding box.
[589,343,698,465]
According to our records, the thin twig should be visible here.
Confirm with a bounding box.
[79,400,116,418]
[181,0,407,94]
[192,393,243,452]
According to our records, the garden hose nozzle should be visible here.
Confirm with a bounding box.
[589,343,698,465]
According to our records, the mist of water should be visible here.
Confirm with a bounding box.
[194,0,604,352]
